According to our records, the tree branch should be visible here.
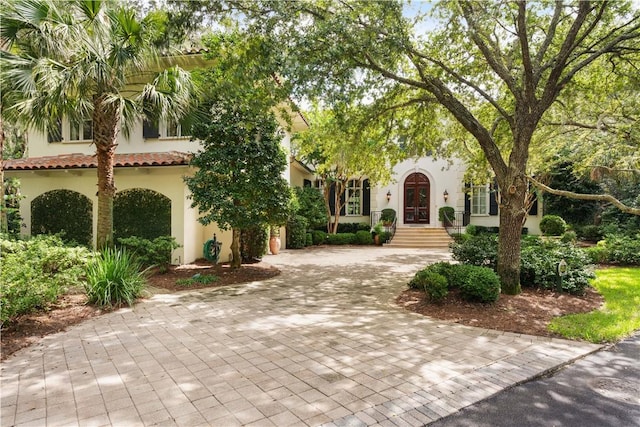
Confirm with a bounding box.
[528,175,640,215]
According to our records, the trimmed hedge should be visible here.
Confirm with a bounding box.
[287,215,308,249]
[31,189,93,246]
[540,215,567,236]
[114,188,171,240]
[311,230,328,245]
[354,230,374,245]
[408,262,499,303]
[326,233,355,245]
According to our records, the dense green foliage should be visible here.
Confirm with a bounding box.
[354,230,374,245]
[31,190,92,246]
[585,234,640,266]
[314,223,370,234]
[409,262,499,303]
[114,189,171,241]
[311,230,328,245]
[240,225,268,262]
[459,267,501,303]
[0,235,91,324]
[410,270,449,303]
[380,209,396,224]
[305,232,313,247]
[540,215,568,236]
[451,234,498,270]
[117,236,180,273]
[326,233,355,245]
[549,268,640,343]
[185,95,291,266]
[84,248,147,307]
[286,215,308,249]
[294,187,328,230]
[453,234,594,294]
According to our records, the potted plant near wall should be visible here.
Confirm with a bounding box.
[380,208,396,226]
[438,206,455,227]
[269,226,281,255]
[371,222,384,245]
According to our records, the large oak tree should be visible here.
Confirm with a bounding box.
[190,0,640,294]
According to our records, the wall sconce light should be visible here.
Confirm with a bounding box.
[386,190,392,202]
[443,190,449,203]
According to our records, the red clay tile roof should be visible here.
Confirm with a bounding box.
[3,152,192,171]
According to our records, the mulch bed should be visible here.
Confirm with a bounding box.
[396,286,604,338]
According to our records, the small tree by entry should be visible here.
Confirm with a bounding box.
[185,99,291,268]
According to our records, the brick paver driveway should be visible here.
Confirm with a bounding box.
[1,247,600,426]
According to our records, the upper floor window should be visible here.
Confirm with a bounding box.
[314,179,324,191]
[70,118,93,141]
[346,179,362,216]
[143,118,190,139]
[471,184,489,215]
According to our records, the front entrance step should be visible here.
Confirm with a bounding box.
[386,227,453,249]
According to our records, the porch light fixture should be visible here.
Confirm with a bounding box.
[386,190,392,202]
[443,190,449,202]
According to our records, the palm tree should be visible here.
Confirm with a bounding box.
[0,0,194,248]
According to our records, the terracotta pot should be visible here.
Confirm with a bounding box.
[269,236,281,255]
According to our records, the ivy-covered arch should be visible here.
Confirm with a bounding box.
[31,189,93,246]
[114,188,171,240]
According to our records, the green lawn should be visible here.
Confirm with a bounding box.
[549,267,640,343]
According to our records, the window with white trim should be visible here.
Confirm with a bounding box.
[69,118,93,141]
[314,179,324,192]
[471,184,489,215]
[165,118,183,138]
[346,179,362,216]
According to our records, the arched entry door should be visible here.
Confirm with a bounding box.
[404,173,430,224]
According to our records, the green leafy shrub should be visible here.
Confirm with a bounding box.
[460,266,501,303]
[540,215,567,236]
[84,248,147,307]
[312,230,328,245]
[293,186,328,229]
[585,234,640,265]
[305,232,313,247]
[451,234,498,269]
[519,237,594,294]
[380,209,396,224]
[117,236,180,273]
[451,233,470,244]
[438,206,455,222]
[453,234,594,293]
[31,189,93,246]
[415,271,449,302]
[465,224,478,235]
[176,274,219,287]
[561,231,577,243]
[577,225,603,243]
[1,235,91,324]
[114,188,171,241]
[286,215,308,249]
[326,233,355,245]
[354,230,373,245]
[240,225,268,262]
[379,231,392,244]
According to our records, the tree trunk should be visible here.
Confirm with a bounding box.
[230,227,241,268]
[94,97,120,249]
[0,114,6,234]
[496,175,528,295]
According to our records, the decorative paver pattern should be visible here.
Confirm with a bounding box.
[1,247,600,426]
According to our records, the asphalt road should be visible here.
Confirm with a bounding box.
[429,332,640,427]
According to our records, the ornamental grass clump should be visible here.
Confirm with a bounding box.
[84,248,147,307]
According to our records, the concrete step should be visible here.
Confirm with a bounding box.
[385,227,453,249]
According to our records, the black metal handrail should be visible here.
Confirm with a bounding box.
[443,210,466,236]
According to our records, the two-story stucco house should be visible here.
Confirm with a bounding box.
[4,109,542,262]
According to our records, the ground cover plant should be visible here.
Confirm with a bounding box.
[0,235,91,325]
[549,268,640,343]
[176,274,219,287]
[452,234,594,294]
[584,234,640,266]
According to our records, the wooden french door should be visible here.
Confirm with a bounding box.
[404,173,430,224]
